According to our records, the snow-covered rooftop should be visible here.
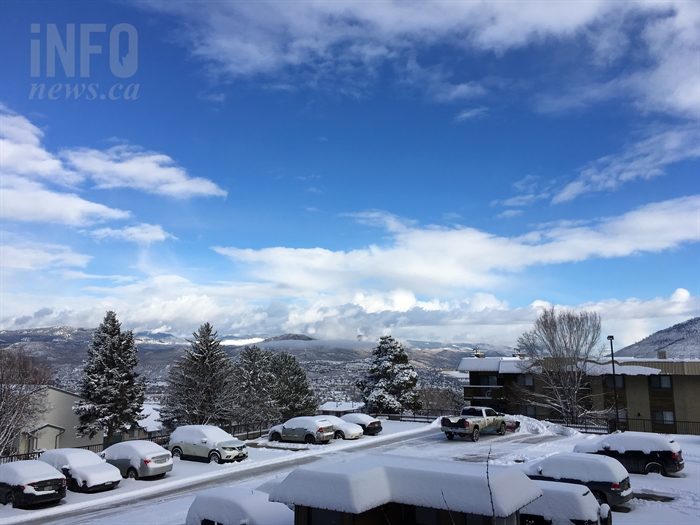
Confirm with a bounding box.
[585,362,661,376]
[318,401,365,412]
[269,453,542,518]
[457,356,528,373]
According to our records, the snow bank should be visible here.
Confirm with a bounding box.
[524,452,629,483]
[270,454,541,518]
[0,460,65,486]
[574,431,681,454]
[185,487,292,525]
[521,480,601,523]
[506,415,579,437]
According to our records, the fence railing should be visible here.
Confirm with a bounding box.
[546,417,700,436]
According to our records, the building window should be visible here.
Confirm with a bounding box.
[523,405,537,417]
[603,375,624,389]
[517,374,534,387]
[650,376,672,389]
[652,411,675,424]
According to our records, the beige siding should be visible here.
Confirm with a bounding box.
[673,376,700,422]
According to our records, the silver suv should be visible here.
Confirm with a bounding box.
[167,425,248,464]
[268,416,335,444]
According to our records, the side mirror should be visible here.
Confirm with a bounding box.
[201,438,207,444]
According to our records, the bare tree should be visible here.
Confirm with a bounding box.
[515,308,603,422]
[0,348,52,455]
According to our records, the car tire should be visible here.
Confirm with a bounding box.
[126,468,138,480]
[209,452,222,464]
[446,432,455,440]
[270,432,281,442]
[171,447,182,459]
[645,462,663,475]
[593,491,607,505]
[334,431,345,440]
[498,423,506,435]
[471,427,480,442]
[2,490,13,507]
[305,434,316,444]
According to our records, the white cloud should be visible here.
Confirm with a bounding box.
[0,176,130,226]
[90,223,176,244]
[60,270,135,283]
[215,196,700,295]
[63,145,227,199]
[497,209,523,219]
[454,107,488,122]
[554,126,700,203]
[0,243,91,271]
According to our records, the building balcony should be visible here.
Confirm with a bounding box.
[463,385,506,400]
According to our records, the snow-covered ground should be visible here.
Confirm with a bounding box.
[2,418,699,525]
[0,420,430,525]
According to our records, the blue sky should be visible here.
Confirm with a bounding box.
[1,0,698,346]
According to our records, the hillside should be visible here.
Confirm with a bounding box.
[617,317,700,358]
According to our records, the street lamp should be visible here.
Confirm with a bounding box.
[607,335,620,431]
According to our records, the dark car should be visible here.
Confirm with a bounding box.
[0,460,66,508]
[341,413,383,435]
[523,452,632,507]
[574,431,684,476]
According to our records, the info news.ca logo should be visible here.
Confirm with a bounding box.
[29,23,140,101]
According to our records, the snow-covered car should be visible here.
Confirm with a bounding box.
[522,452,632,507]
[186,487,293,525]
[340,413,383,435]
[167,425,248,464]
[0,460,66,508]
[268,416,335,444]
[39,448,121,492]
[574,431,684,476]
[321,415,364,440]
[101,440,173,480]
[520,480,612,525]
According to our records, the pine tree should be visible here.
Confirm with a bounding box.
[160,323,237,429]
[74,311,145,442]
[270,352,318,420]
[357,335,422,414]
[232,346,278,425]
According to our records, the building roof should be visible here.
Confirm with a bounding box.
[269,454,542,518]
[457,357,529,374]
[457,356,671,376]
[318,401,365,412]
[584,362,660,376]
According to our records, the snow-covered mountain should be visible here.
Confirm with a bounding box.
[616,317,700,359]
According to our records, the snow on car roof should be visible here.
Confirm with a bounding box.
[286,416,331,426]
[574,431,681,454]
[341,413,378,423]
[0,460,65,485]
[104,440,166,455]
[269,454,542,518]
[318,401,365,412]
[172,425,237,443]
[186,487,292,525]
[521,480,600,521]
[40,448,101,468]
[526,452,628,482]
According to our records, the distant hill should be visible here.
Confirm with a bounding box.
[617,317,700,359]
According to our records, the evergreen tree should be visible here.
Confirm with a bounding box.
[270,352,318,420]
[74,311,145,442]
[232,346,278,425]
[160,323,236,429]
[357,335,422,414]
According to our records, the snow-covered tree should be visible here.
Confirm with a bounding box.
[270,352,318,420]
[160,323,237,429]
[0,348,51,455]
[357,336,422,414]
[232,346,278,425]
[515,307,604,422]
[74,311,145,443]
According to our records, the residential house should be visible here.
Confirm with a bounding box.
[318,401,365,417]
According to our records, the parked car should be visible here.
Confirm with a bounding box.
[186,487,292,525]
[574,431,684,476]
[101,440,173,480]
[167,425,248,464]
[39,448,121,493]
[268,416,335,444]
[340,413,383,435]
[522,452,632,507]
[321,415,363,440]
[440,406,507,441]
[520,480,612,525]
[0,460,66,508]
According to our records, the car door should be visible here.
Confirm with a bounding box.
[281,420,295,442]
[484,409,495,430]
[190,429,207,458]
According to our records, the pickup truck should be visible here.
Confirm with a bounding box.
[440,406,507,442]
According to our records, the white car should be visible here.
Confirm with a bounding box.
[341,413,383,435]
[268,416,335,444]
[322,415,364,440]
[168,425,248,463]
[520,480,612,525]
[101,440,173,480]
[186,487,292,525]
[39,448,121,493]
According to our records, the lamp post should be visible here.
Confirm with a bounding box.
[607,335,620,431]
